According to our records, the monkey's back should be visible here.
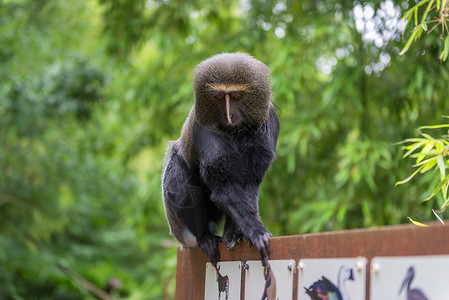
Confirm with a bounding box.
[162,108,223,247]
[177,106,199,167]
[162,139,220,248]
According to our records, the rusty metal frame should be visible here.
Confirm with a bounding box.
[175,223,449,299]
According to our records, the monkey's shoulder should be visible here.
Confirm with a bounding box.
[192,120,276,160]
[177,107,198,166]
[176,104,278,169]
[264,105,280,143]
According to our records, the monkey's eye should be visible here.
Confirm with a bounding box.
[231,91,245,101]
[213,93,226,101]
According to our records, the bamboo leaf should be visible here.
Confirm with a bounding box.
[443,182,449,205]
[421,22,428,31]
[409,0,435,11]
[421,158,437,173]
[440,36,449,61]
[419,132,435,140]
[394,138,425,145]
[407,217,428,226]
[417,26,425,39]
[442,0,448,13]
[432,209,445,225]
[419,124,449,130]
[420,0,435,27]
[400,27,422,55]
[414,7,418,26]
[402,141,425,158]
[440,197,449,211]
[423,177,448,201]
[396,165,425,185]
[416,142,435,164]
[437,156,446,178]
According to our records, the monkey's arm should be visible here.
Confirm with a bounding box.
[193,121,278,265]
[208,175,271,265]
[162,145,221,265]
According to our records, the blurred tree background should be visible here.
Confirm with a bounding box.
[1,0,448,298]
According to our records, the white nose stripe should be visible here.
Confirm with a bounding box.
[225,94,232,124]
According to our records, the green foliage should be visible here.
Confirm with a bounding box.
[1,0,448,298]
[400,0,449,60]
[397,123,449,223]
[397,0,449,224]
[45,57,105,120]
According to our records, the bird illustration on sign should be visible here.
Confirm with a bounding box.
[216,265,229,300]
[399,266,429,300]
[261,264,279,300]
[304,265,355,300]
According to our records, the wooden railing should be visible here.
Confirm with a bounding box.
[175,223,448,299]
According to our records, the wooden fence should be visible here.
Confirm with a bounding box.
[175,222,449,299]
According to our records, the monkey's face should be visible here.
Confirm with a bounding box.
[193,52,271,129]
[210,89,245,126]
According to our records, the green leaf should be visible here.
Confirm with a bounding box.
[420,0,435,29]
[407,217,428,226]
[437,156,446,178]
[421,158,437,173]
[415,142,435,164]
[442,0,448,13]
[394,138,425,145]
[414,7,418,26]
[400,27,423,56]
[440,36,449,61]
[423,177,448,201]
[419,123,449,130]
[402,141,425,158]
[432,209,445,225]
[396,165,425,185]
[421,22,428,31]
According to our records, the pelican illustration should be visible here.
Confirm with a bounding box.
[399,266,428,300]
[304,265,354,300]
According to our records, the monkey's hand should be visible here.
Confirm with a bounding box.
[222,216,243,250]
[248,227,271,266]
[197,234,221,267]
[222,231,243,250]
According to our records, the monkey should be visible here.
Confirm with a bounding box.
[161,52,279,267]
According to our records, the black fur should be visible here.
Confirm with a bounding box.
[163,107,278,266]
[162,53,279,266]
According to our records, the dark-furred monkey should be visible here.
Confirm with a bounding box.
[162,52,279,266]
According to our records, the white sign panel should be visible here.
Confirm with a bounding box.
[204,261,242,300]
[244,259,295,300]
[371,255,449,300]
[298,257,367,300]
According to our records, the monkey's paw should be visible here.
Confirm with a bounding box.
[222,231,243,250]
[248,228,271,266]
[197,234,221,267]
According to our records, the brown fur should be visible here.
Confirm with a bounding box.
[193,52,271,131]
